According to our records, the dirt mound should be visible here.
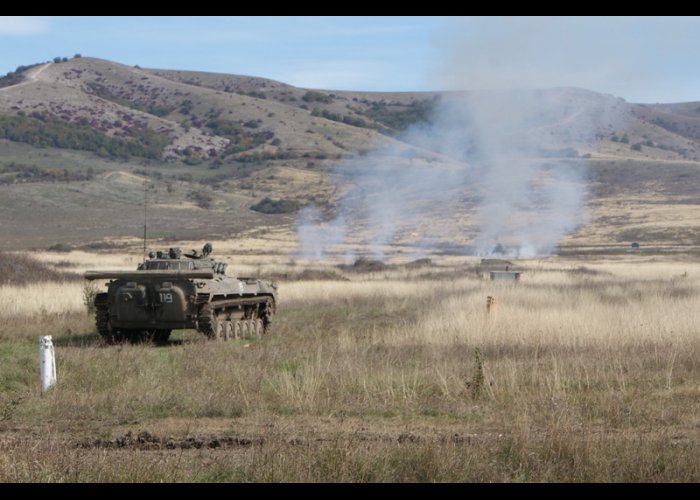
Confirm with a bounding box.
[80,431,263,451]
[77,430,485,451]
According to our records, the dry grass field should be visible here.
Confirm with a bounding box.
[1,56,699,482]
[0,245,697,482]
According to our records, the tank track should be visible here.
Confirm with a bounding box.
[95,295,273,343]
[95,303,122,344]
[197,297,274,340]
[197,303,218,338]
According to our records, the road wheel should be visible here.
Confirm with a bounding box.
[234,322,242,339]
[253,319,264,339]
[214,319,224,341]
[223,321,233,341]
[262,299,274,335]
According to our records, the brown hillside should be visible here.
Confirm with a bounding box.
[1,57,700,253]
[0,58,395,161]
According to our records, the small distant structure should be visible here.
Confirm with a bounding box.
[477,258,522,281]
[490,271,521,282]
[480,258,513,268]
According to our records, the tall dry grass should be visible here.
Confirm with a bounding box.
[32,250,140,275]
[0,252,698,481]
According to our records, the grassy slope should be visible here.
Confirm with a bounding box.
[1,58,700,252]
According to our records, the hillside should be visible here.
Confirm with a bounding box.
[1,56,700,253]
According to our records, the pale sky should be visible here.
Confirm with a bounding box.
[1,16,699,103]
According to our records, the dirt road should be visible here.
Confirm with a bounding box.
[0,62,51,93]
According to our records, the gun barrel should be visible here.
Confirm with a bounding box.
[84,270,215,280]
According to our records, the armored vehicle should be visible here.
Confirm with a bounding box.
[84,243,277,343]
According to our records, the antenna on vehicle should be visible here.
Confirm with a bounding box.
[143,178,148,263]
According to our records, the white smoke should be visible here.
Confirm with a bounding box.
[295,138,475,260]
[296,204,345,260]
[432,89,594,257]
[294,19,628,261]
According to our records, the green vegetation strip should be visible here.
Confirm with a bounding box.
[0,114,170,160]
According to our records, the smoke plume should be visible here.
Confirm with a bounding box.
[295,19,623,261]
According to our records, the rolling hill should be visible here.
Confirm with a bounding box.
[1,56,700,254]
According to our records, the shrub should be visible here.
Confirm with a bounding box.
[206,119,272,155]
[302,91,333,103]
[85,82,176,117]
[250,197,301,214]
[0,162,96,185]
[311,108,369,128]
[47,243,73,253]
[360,98,437,134]
[187,190,214,209]
[240,90,266,99]
[82,281,100,314]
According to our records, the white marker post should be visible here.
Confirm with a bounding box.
[39,336,57,392]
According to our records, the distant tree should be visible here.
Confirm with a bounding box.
[73,53,82,58]
[302,91,334,104]
[53,57,62,63]
[631,143,643,151]
[61,57,68,62]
